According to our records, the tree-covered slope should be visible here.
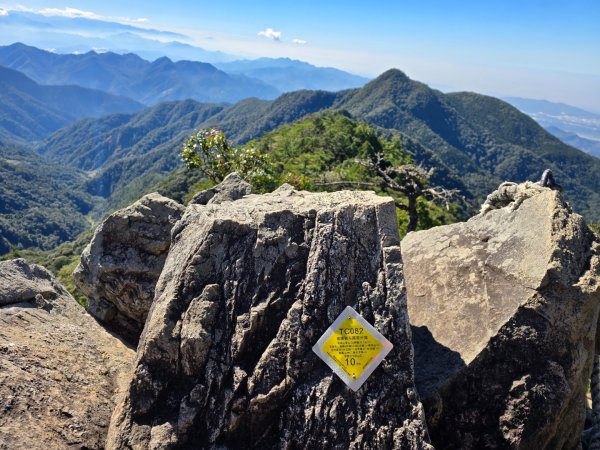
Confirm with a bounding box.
[37,91,337,211]
[0,65,143,143]
[160,111,461,234]
[204,90,339,143]
[443,91,600,218]
[0,141,94,253]
[331,70,600,218]
[35,68,600,222]
[37,100,225,210]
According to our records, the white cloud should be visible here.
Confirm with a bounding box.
[258,27,281,41]
[292,38,307,45]
[0,8,8,16]
[12,5,148,25]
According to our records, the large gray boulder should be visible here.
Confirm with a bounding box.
[107,186,432,450]
[0,259,134,449]
[402,182,600,450]
[74,192,185,342]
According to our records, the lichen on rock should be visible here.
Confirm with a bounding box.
[107,186,432,450]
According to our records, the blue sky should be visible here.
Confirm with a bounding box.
[1,0,599,111]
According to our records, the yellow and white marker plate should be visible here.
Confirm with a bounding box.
[312,306,393,391]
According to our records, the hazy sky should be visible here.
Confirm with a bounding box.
[2,0,599,112]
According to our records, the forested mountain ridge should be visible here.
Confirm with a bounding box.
[0,65,143,143]
[0,141,94,253]
[36,91,340,212]
[37,100,226,211]
[34,69,600,221]
[328,70,600,217]
[5,68,599,254]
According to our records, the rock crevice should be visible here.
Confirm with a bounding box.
[107,187,432,450]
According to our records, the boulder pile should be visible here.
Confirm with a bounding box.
[3,176,599,450]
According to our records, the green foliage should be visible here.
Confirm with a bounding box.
[249,111,461,236]
[253,111,411,183]
[0,142,94,254]
[182,127,278,192]
[177,111,460,237]
[590,222,600,236]
[181,129,232,181]
[396,198,457,236]
[34,69,600,227]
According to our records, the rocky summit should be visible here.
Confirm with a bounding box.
[402,182,600,450]
[0,259,134,450]
[106,185,432,450]
[4,176,600,450]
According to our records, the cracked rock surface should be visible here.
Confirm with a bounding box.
[107,186,432,450]
[0,259,134,450]
[402,183,600,450]
[74,192,185,343]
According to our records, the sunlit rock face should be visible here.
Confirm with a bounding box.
[107,186,432,450]
[403,183,600,450]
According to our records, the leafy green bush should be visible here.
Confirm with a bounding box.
[180,113,463,236]
[181,128,278,192]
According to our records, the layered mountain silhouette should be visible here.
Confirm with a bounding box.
[215,58,369,92]
[0,9,236,63]
[544,126,600,159]
[503,96,600,157]
[0,65,143,143]
[0,44,370,107]
[0,43,279,105]
[34,69,600,222]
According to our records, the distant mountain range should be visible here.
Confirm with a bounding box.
[504,96,600,157]
[0,43,369,106]
[0,64,143,143]
[0,43,279,105]
[215,58,369,93]
[0,8,236,63]
[544,126,600,159]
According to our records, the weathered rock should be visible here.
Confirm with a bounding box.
[74,192,185,342]
[402,182,600,450]
[107,186,432,450]
[0,258,61,306]
[0,259,134,450]
[188,172,252,206]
